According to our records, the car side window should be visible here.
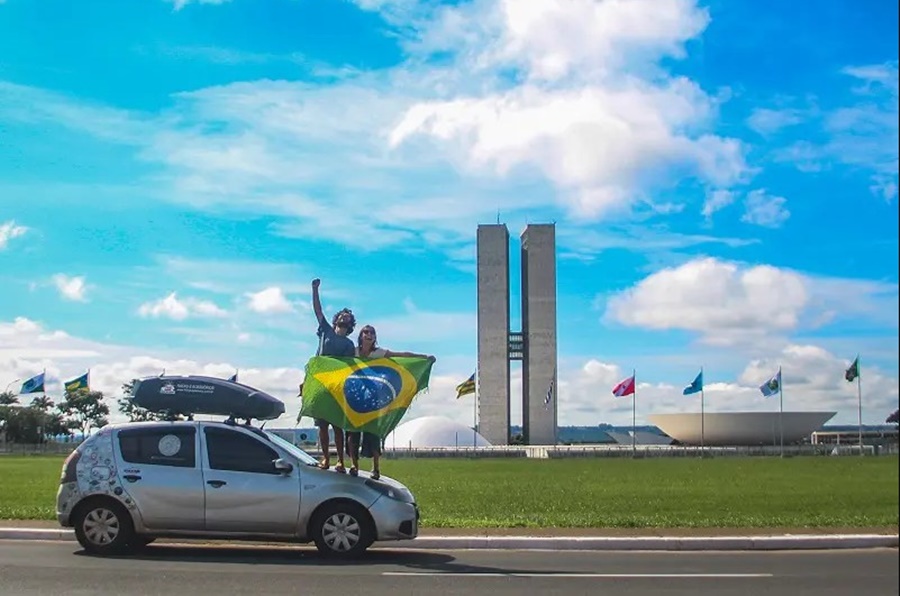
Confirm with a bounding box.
[204,427,280,474]
[118,427,196,468]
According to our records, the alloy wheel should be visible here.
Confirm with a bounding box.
[83,507,120,546]
[321,512,361,552]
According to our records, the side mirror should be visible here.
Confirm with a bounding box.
[273,458,294,474]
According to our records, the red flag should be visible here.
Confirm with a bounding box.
[612,375,635,397]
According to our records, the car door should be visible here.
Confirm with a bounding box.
[115,425,205,531]
[201,425,302,535]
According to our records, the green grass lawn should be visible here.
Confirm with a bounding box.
[1,455,897,528]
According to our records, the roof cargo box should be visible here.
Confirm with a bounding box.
[131,375,286,421]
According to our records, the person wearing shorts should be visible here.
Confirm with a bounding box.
[311,278,356,472]
[347,324,435,478]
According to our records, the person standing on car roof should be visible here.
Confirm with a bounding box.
[310,277,356,472]
[346,324,435,479]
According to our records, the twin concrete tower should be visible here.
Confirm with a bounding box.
[476,223,557,446]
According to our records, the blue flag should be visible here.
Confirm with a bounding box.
[759,370,781,398]
[20,372,45,395]
[683,370,703,395]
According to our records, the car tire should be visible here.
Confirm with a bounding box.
[72,498,136,556]
[310,501,374,559]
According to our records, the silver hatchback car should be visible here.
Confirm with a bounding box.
[56,419,419,558]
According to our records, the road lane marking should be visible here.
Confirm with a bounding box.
[383,572,773,578]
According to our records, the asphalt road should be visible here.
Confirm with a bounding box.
[0,540,897,595]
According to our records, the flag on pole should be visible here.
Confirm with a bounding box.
[20,372,45,395]
[456,373,476,399]
[683,370,703,395]
[845,357,859,382]
[612,374,635,397]
[544,378,554,409]
[759,369,782,397]
[64,371,90,393]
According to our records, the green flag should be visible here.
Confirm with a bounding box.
[65,371,90,393]
[299,355,434,438]
[845,357,859,382]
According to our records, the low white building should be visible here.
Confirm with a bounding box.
[385,415,493,449]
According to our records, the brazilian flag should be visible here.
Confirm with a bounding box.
[300,356,434,438]
[64,371,90,393]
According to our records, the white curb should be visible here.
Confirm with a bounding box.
[0,528,896,550]
[399,534,899,550]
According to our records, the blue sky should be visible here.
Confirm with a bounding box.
[1,0,897,429]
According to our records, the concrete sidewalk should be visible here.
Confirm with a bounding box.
[1,524,896,551]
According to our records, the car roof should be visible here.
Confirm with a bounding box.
[100,419,269,436]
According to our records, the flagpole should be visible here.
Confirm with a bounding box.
[700,366,705,457]
[857,355,863,456]
[473,387,477,449]
[632,369,636,457]
[778,365,784,458]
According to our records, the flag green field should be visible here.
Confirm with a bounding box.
[2,455,897,528]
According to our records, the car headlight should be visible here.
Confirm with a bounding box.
[365,479,415,503]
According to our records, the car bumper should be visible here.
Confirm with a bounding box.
[369,496,419,541]
[55,483,79,527]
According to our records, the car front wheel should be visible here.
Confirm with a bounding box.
[73,499,136,555]
[311,501,374,559]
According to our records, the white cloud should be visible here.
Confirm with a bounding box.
[776,61,898,200]
[0,220,27,250]
[557,224,758,265]
[367,298,475,347]
[137,292,227,320]
[556,346,898,427]
[738,344,899,420]
[1,318,896,429]
[151,255,313,296]
[702,189,736,220]
[606,257,807,344]
[387,0,747,219]
[0,0,751,258]
[746,108,805,135]
[52,274,88,302]
[390,81,747,219]
[604,257,898,345]
[168,0,231,10]
[0,317,109,363]
[490,0,710,81]
[741,189,790,228]
[245,286,295,314]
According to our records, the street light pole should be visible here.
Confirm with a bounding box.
[3,379,20,394]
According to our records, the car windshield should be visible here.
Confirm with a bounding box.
[264,430,320,466]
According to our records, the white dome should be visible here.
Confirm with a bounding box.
[648,411,836,446]
[385,416,493,448]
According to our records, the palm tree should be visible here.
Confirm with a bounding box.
[29,395,54,411]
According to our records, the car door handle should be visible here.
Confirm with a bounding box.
[206,480,227,488]
[123,475,141,483]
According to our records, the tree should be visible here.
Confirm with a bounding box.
[887,409,899,425]
[116,380,168,422]
[0,405,70,443]
[58,389,110,438]
[29,395,54,411]
[0,391,19,406]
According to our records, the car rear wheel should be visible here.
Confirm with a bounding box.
[73,499,136,555]
[311,501,374,559]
